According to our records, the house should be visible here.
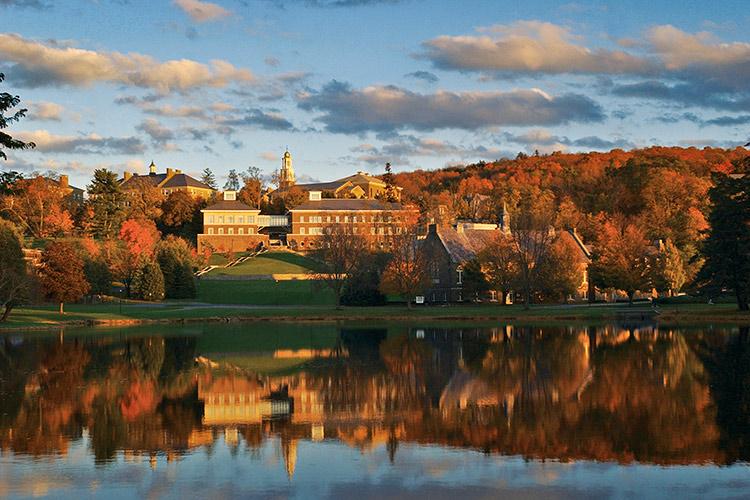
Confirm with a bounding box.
[269,149,401,201]
[120,161,215,199]
[45,175,84,204]
[420,222,592,303]
[286,191,417,250]
[197,191,272,254]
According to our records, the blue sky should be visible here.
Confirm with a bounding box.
[2,0,750,188]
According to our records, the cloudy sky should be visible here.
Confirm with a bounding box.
[2,0,750,188]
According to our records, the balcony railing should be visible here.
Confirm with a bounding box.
[257,215,290,228]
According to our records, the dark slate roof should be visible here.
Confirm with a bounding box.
[337,172,386,186]
[203,199,258,211]
[294,180,349,192]
[290,199,407,211]
[121,173,167,187]
[436,227,500,263]
[162,173,213,190]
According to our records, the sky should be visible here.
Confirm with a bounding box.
[2,0,750,189]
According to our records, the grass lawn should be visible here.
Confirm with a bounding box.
[3,301,750,331]
[196,279,335,305]
[206,251,322,276]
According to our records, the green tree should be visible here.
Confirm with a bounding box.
[224,169,240,191]
[84,258,112,296]
[0,170,23,196]
[87,169,126,239]
[200,168,217,189]
[39,241,90,314]
[653,238,687,297]
[383,162,398,202]
[696,174,750,310]
[0,73,35,161]
[131,260,165,301]
[461,258,489,301]
[156,236,196,299]
[0,220,29,321]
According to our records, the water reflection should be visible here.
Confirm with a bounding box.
[1,323,749,495]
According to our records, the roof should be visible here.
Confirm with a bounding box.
[294,180,350,192]
[120,172,214,190]
[162,173,213,190]
[337,172,386,187]
[290,199,408,211]
[433,227,500,263]
[203,199,258,211]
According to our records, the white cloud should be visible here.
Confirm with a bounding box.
[0,33,253,92]
[173,0,231,23]
[28,101,64,121]
[14,129,145,154]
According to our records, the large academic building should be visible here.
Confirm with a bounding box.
[197,150,415,253]
[120,161,216,199]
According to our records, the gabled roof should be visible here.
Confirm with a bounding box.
[337,172,387,187]
[432,226,500,263]
[121,173,167,188]
[294,180,352,192]
[203,199,258,211]
[162,173,213,190]
[290,199,407,211]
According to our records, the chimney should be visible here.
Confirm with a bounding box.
[223,190,237,201]
[456,223,464,234]
[309,190,322,201]
[124,171,133,181]
[428,223,437,235]
[166,168,174,178]
[176,169,182,174]
[59,175,69,189]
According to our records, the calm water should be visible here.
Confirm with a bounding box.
[1,322,750,499]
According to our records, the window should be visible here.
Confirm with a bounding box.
[344,216,349,223]
[218,216,224,224]
[310,216,322,223]
[238,216,244,224]
[208,215,215,224]
[326,216,331,223]
[309,227,323,235]
[370,227,376,235]
[300,215,305,223]
[457,266,464,285]
[228,216,234,224]
[228,228,234,235]
[335,216,340,223]
[238,228,244,235]
[300,227,306,235]
[208,228,214,235]
[248,227,255,234]
[352,216,357,223]
[218,228,224,235]
[248,216,255,224]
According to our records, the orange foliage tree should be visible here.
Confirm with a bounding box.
[39,241,90,314]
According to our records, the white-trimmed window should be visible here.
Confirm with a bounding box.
[249,227,255,234]
[335,216,340,223]
[218,216,224,224]
[238,228,244,235]
[208,228,214,235]
[218,228,224,235]
[300,215,305,223]
[300,227,306,235]
[228,228,234,235]
[370,227,376,235]
[310,227,323,235]
[238,216,244,224]
[457,266,464,285]
[248,216,255,224]
[228,216,234,224]
[326,216,331,223]
[208,215,215,224]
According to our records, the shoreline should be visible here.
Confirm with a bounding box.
[1,304,748,332]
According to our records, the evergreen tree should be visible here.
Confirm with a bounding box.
[224,169,240,191]
[84,258,112,296]
[200,168,217,189]
[696,174,750,310]
[155,236,196,299]
[0,220,28,321]
[653,238,687,297]
[383,162,398,202]
[131,260,165,301]
[87,169,126,239]
[461,258,490,301]
[0,73,35,161]
[171,262,197,299]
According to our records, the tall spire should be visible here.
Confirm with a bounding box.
[279,149,295,189]
[149,160,157,175]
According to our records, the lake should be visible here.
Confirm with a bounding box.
[1,321,749,499]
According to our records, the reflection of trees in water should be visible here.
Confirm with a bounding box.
[2,326,750,466]
[696,326,750,463]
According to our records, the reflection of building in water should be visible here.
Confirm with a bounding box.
[198,376,291,425]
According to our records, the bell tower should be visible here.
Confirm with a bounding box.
[279,149,295,189]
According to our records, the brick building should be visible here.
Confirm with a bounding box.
[286,191,417,250]
[197,191,270,253]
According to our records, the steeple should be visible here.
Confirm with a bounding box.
[279,149,295,189]
[499,201,511,235]
[149,160,157,175]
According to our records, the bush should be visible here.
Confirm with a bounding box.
[131,260,165,301]
[342,269,387,306]
[84,258,112,296]
[170,262,197,299]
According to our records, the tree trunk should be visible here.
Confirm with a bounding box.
[59,302,64,315]
[0,305,11,322]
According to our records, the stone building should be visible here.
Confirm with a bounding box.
[121,161,215,199]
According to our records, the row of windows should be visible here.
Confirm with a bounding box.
[298,214,398,223]
[207,215,256,225]
[207,227,256,235]
[298,226,402,235]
